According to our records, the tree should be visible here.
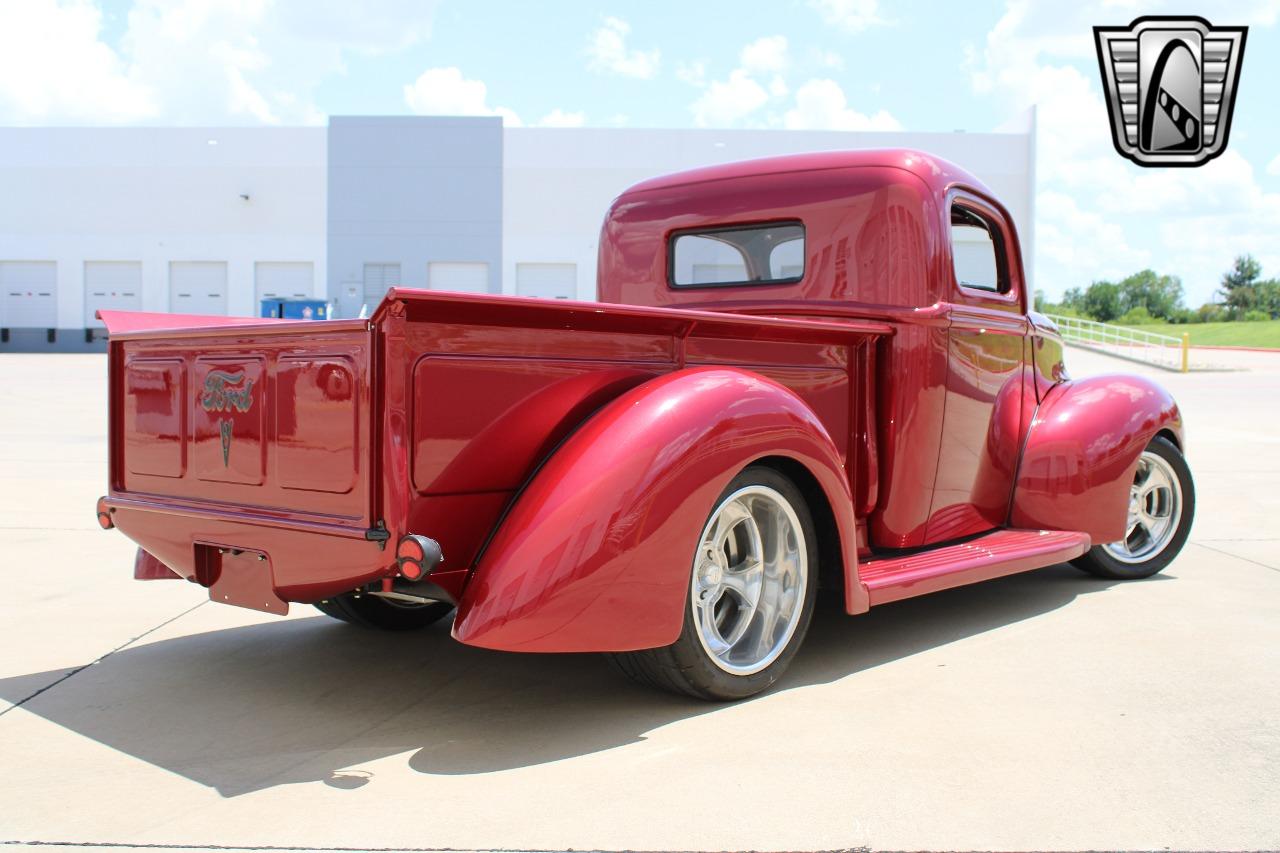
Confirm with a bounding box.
[1080,280,1123,322]
[1116,269,1184,320]
[1218,254,1263,316]
[1255,280,1280,319]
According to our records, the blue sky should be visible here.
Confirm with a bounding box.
[4,0,1279,306]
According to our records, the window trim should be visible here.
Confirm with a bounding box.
[667,220,806,290]
[947,190,1021,307]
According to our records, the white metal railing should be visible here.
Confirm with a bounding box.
[1044,313,1191,372]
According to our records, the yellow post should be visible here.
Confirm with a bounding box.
[1181,333,1190,373]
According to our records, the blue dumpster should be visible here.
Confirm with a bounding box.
[260,298,329,320]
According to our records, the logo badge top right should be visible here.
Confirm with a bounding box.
[1095,16,1247,167]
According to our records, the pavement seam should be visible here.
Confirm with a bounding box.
[4,844,872,853]
[1191,541,1280,574]
[0,600,208,719]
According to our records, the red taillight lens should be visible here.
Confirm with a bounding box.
[95,497,114,529]
[398,559,424,581]
[397,538,424,562]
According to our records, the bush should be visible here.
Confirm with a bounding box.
[1197,302,1226,323]
[1117,306,1156,325]
[1243,309,1270,322]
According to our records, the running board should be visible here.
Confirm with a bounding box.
[861,529,1091,606]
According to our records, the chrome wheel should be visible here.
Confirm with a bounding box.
[1103,450,1184,564]
[691,485,808,676]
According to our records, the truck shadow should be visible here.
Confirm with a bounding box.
[0,564,1152,797]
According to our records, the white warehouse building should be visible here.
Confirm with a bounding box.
[0,115,1035,350]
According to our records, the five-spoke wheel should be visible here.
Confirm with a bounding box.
[612,465,818,700]
[690,485,809,676]
[1073,435,1195,579]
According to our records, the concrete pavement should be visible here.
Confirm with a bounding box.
[0,347,1277,852]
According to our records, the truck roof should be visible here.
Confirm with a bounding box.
[617,147,993,201]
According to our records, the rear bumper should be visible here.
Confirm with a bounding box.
[102,495,394,604]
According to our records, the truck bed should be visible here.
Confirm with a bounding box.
[100,292,891,612]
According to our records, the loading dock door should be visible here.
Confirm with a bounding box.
[429,262,489,294]
[362,263,400,312]
[255,262,314,307]
[516,263,576,299]
[170,262,228,315]
[85,261,142,327]
[1,261,57,328]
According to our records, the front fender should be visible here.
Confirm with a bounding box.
[1011,374,1183,543]
[452,367,858,653]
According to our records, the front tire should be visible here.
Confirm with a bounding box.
[1071,436,1194,580]
[612,465,819,701]
[314,592,454,631]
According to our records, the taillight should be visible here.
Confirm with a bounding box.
[395,534,443,581]
[95,496,115,530]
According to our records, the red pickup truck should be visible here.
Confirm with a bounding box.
[97,149,1194,700]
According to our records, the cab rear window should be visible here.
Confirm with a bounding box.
[669,222,805,288]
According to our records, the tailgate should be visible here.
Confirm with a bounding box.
[104,312,376,530]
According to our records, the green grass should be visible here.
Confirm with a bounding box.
[1114,320,1280,348]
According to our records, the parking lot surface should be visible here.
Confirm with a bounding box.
[0,346,1277,852]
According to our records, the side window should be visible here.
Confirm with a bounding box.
[670,222,804,288]
[950,206,1006,294]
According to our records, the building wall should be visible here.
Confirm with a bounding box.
[502,124,1036,301]
[0,118,1034,344]
[0,127,326,339]
[326,116,503,318]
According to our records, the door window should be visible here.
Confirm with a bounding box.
[950,206,1007,294]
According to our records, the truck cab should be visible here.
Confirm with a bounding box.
[600,148,1068,553]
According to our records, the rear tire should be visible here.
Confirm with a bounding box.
[314,592,454,631]
[1071,436,1194,580]
[612,465,819,701]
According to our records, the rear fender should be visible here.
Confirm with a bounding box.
[452,367,859,653]
[1011,374,1183,543]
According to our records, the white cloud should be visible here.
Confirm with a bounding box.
[585,17,660,79]
[740,36,788,74]
[403,67,521,125]
[808,0,888,33]
[537,108,585,128]
[811,48,845,71]
[0,0,439,126]
[1268,154,1280,176]
[0,0,154,123]
[675,60,708,87]
[969,0,1280,305]
[782,78,901,131]
[691,69,769,127]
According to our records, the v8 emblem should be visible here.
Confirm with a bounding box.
[219,419,234,467]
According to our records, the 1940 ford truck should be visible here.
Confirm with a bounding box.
[96,149,1194,700]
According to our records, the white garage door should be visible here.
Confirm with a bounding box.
[1,261,57,328]
[255,262,314,311]
[84,261,142,327]
[428,262,489,294]
[170,261,228,315]
[516,263,576,300]
[362,263,400,311]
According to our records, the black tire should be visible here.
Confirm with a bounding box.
[314,592,454,631]
[611,465,819,701]
[1071,435,1195,580]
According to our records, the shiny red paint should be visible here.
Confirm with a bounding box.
[98,149,1191,655]
[1011,374,1183,543]
[861,528,1091,605]
[452,367,861,653]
